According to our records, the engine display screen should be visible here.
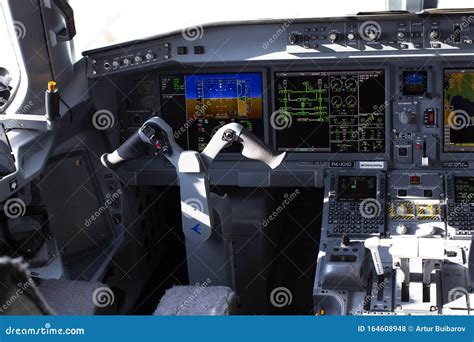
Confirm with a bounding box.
[160,73,264,152]
[402,71,428,96]
[273,70,386,153]
[454,177,474,203]
[337,176,377,202]
[443,69,474,152]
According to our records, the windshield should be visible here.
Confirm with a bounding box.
[71,0,471,54]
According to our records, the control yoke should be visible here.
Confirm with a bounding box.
[101,117,286,243]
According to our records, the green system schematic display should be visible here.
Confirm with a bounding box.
[273,70,386,153]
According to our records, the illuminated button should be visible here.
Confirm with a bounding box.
[398,189,408,197]
[410,175,420,185]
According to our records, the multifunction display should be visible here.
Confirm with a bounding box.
[444,69,474,152]
[274,70,386,153]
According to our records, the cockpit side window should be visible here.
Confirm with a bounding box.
[0,2,23,113]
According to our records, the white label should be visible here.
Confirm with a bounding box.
[358,161,385,169]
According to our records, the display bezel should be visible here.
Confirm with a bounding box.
[270,65,391,162]
[157,68,269,159]
[443,68,474,154]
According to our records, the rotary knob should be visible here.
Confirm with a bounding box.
[429,29,440,40]
[347,32,356,41]
[398,110,413,125]
[397,31,407,40]
[328,32,339,43]
[145,52,155,60]
[396,224,407,235]
[122,58,132,66]
[134,55,143,63]
[289,33,301,45]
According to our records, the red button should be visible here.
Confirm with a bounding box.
[410,175,420,185]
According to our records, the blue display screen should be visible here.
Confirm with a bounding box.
[184,73,262,100]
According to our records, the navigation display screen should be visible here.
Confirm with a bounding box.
[454,177,474,203]
[337,176,377,202]
[443,69,474,152]
[273,70,386,153]
[160,73,264,152]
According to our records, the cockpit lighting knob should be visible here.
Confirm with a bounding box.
[289,33,301,44]
[347,32,356,41]
[328,32,339,43]
[397,31,407,40]
[396,224,407,235]
[429,29,440,40]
